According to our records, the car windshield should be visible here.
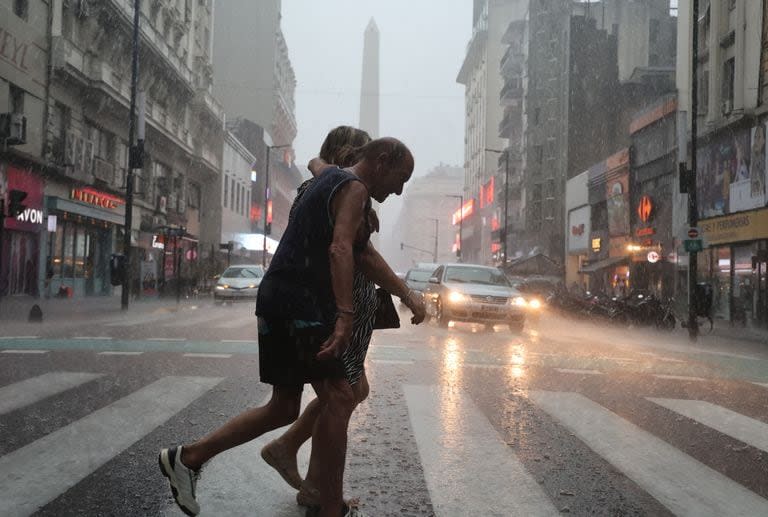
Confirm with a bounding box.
[407,270,434,282]
[221,267,263,279]
[444,267,510,286]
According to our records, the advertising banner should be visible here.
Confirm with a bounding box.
[607,172,630,237]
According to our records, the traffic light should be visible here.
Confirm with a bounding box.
[8,189,27,217]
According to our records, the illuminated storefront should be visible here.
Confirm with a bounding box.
[45,187,125,297]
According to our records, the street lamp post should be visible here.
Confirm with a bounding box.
[447,194,463,262]
[486,148,509,265]
[121,0,142,311]
[687,0,700,341]
[262,144,291,268]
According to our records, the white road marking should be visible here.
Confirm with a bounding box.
[652,374,706,382]
[220,339,258,344]
[73,336,113,340]
[657,357,686,363]
[404,385,558,516]
[0,376,223,517]
[554,368,603,375]
[182,353,232,359]
[466,363,504,369]
[529,390,768,517]
[98,351,144,356]
[0,349,48,354]
[648,398,768,453]
[753,382,768,389]
[0,372,104,415]
[147,337,187,342]
[165,392,315,516]
[0,336,39,340]
[369,359,414,365]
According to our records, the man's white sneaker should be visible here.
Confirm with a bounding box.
[158,446,200,516]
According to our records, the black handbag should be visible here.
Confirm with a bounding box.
[373,288,400,329]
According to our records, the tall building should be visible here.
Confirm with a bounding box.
[212,0,299,246]
[359,19,380,139]
[520,0,675,264]
[457,0,523,265]
[212,0,296,148]
[676,0,767,327]
[393,164,464,272]
[1,0,224,299]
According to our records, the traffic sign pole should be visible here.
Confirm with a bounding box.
[687,0,700,342]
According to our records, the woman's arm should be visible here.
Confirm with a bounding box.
[308,157,336,177]
[355,242,426,324]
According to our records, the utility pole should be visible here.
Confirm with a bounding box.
[427,218,439,262]
[447,194,463,262]
[687,0,699,341]
[261,144,291,268]
[122,0,142,310]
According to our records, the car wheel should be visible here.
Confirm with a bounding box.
[435,298,449,328]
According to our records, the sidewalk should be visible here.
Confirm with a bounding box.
[708,318,768,346]
[0,294,205,322]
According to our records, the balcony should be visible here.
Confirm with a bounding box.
[193,88,225,126]
[500,44,524,75]
[499,107,523,139]
[500,77,524,106]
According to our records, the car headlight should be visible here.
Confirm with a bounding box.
[512,296,527,307]
[528,298,542,309]
[448,291,467,303]
[248,284,257,289]
[216,284,229,290]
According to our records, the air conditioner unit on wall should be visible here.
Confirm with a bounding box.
[0,113,27,145]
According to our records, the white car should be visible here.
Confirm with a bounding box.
[214,265,264,304]
[423,263,527,331]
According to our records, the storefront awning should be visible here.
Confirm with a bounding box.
[579,255,628,273]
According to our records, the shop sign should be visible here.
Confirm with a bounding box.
[700,208,768,245]
[70,188,125,210]
[637,195,654,222]
[568,206,590,252]
[647,251,660,263]
[591,237,602,252]
[452,199,475,225]
[607,172,630,237]
[636,227,655,237]
[0,5,47,98]
[5,166,43,232]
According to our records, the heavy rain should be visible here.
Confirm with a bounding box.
[1,0,767,516]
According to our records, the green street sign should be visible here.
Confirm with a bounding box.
[684,239,703,252]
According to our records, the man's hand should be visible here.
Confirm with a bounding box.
[403,291,427,325]
[317,314,353,360]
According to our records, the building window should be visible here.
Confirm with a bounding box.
[223,174,228,208]
[535,145,543,166]
[235,183,240,214]
[13,0,28,20]
[722,58,735,111]
[534,107,541,125]
[9,84,24,114]
[698,69,709,114]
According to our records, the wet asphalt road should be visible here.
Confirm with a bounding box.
[1,301,767,516]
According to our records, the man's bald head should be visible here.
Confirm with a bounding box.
[355,137,415,203]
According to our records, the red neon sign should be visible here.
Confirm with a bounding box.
[70,188,124,209]
[479,177,495,208]
[266,199,273,224]
[452,199,475,225]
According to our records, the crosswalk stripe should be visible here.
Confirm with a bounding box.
[165,391,315,516]
[183,353,232,359]
[0,375,223,517]
[529,390,768,517]
[0,349,47,354]
[98,351,144,356]
[753,382,768,389]
[0,372,104,416]
[554,368,603,375]
[652,374,706,382]
[404,385,558,516]
[648,398,768,453]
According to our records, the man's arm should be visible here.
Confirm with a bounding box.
[317,180,368,360]
[356,242,426,324]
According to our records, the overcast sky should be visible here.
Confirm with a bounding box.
[281,0,471,173]
[281,0,471,262]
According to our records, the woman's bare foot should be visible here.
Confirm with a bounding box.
[261,439,302,489]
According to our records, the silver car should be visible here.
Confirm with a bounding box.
[213,265,265,304]
[423,263,526,331]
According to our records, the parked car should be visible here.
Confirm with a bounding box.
[423,263,526,331]
[213,265,265,304]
